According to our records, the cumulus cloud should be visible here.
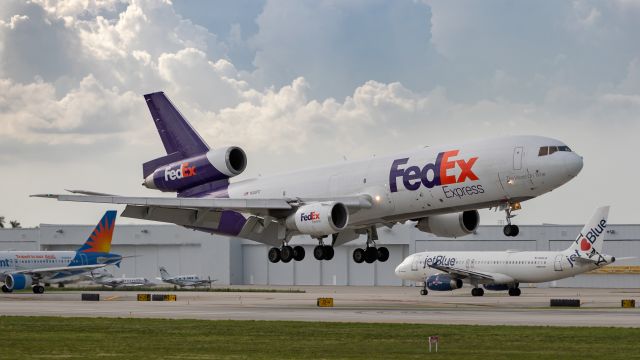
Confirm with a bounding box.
[0,0,639,227]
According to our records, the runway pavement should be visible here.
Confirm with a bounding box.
[0,286,638,327]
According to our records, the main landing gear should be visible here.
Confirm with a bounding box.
[471,287,484,297]
[502,204,520,237]
[313,245,334,261]
[1,285,12,293]
[508,288,521,296]
[352,226,389,264]
[268,245,306,263]
[32,285,45,294]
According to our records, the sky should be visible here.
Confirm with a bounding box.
[0,0,639,227]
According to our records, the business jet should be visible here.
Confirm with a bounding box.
[0,211,122,293]
[395,206,617,296]
[34,92,583,264]
[157,266,216,288]
[93,273,155,288]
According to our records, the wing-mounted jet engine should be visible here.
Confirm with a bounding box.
[415,210,480,238]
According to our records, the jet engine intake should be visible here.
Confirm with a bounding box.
[5,273,33,291]
[415,210,479,238]
[426,274,463,291]
[285,202,349,237]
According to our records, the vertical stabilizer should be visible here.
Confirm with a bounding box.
[567,206,610,257]
[159,266,171,280]
[77,211,117,253]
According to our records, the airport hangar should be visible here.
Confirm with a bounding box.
[1,221,638,288]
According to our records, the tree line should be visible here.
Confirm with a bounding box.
[0,217,21,229]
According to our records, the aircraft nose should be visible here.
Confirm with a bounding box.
[566,153,584,178]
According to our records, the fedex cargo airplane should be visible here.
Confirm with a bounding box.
[35,92,583,264]
[0,211,122,293]
[395,207,617,296]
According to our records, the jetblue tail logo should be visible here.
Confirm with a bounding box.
[389,150,479,193]
[77,211,117,253]
[576,219,607,253]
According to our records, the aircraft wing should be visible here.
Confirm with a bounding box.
[427,263,495,281]
[14,264,108,280]
[32,193,372,215]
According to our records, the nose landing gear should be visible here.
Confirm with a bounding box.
[502,203,520,237]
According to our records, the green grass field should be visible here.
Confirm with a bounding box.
[2,316,639,359]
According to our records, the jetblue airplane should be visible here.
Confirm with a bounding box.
[35,92,583,264]
[0,211,122,293]
[395,207,617,296]
[157,266,216,288]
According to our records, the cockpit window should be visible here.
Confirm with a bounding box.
[539,145,571,156]
[538,146,548,156]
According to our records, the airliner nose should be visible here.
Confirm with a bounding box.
[566,153,584,178]
[394,264,402,276]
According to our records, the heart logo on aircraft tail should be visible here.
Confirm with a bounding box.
[580,238,591,251]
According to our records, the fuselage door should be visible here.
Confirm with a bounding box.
[554,254,563,271]
[513,146,523,170]
[411,255,421,271]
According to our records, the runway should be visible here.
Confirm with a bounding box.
[1,286,638,327]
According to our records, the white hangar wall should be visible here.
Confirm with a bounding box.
[0,222,638,288]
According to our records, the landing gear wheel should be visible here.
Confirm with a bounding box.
[293,246,305,261]
[364,247,378,263]
[281,245,294,263]
[503,224,519,237]
[377,247,389,262]
[322,246,334,260]
[508,288,521,296]
[268,247,281,263]
[353,248,365,263]
[1,285,11,293]
[420,289,428,296]
[471,288,484,297]
[313,245,325,261]
[33,285,45,294]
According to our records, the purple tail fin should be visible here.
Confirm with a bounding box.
[142,92,210,177]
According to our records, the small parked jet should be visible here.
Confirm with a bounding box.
[157,266,215,288]
[0,211,122,293]
[395,206,620,296]
[35,92,583,265]
[93,273,154,288]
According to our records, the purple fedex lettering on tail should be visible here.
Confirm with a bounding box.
[389,150,479,193]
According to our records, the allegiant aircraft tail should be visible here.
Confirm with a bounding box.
[142,92,211,178]
[76,210,117,253]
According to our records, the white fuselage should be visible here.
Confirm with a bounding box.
[98,277,151,287]
[395,249,602,285]
[163,275,205,287]
[226,136,582,227]
[0,251,76,280]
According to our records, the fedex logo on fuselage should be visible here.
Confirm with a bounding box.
[164,162,197,181]
[300,212,320,222]
[389,150,479,193]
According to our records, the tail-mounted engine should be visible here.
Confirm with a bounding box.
[144,146,247,192]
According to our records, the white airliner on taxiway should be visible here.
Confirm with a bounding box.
[395,206,620,296]
[35,92,583,265]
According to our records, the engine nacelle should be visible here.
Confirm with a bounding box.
[426,274,463,291]
[285,202,349,237]
[144,146,247,192]
[415,210,479,238]
[5,273,33,290]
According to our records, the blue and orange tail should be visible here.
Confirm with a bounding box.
[77,211,117,253]
[142,92,210,177]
